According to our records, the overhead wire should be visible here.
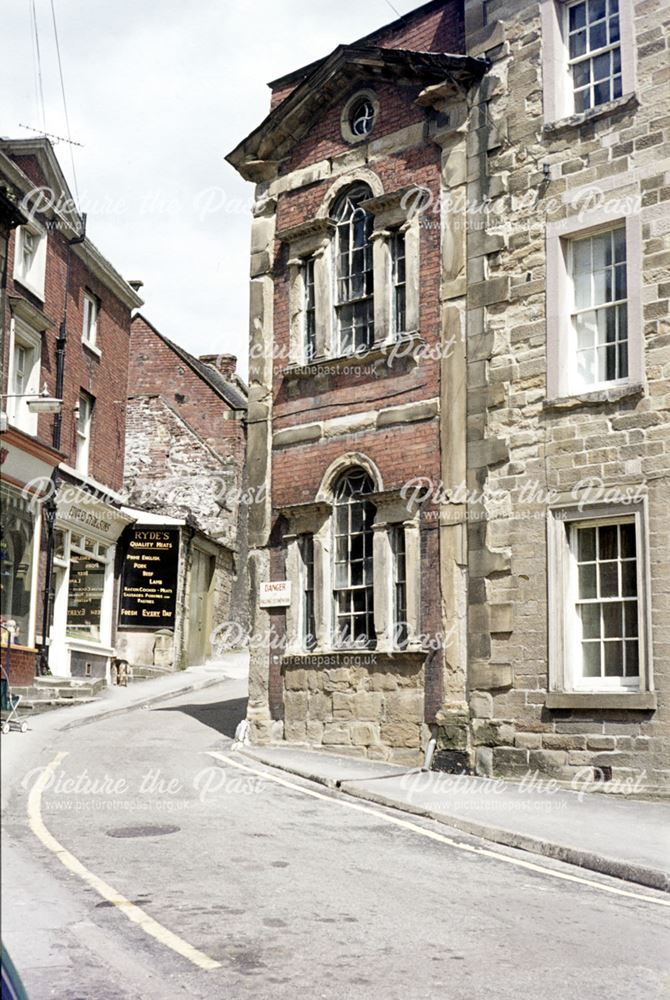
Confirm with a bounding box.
[49,0,81,211]
[29,0,47,132]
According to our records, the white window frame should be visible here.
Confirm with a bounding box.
[548,502,652,695]
[13,223,47,300]
[6,319,42,435]
[567,226,628,391]
[82,291,100,351]
[546,210,643,400]
[541,0,636,124]
[75,392,94,476]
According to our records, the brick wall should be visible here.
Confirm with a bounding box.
[4,158,133,493]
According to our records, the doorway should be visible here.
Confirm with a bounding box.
[187,548,215,665]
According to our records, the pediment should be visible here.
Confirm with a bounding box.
[227,45,488,182]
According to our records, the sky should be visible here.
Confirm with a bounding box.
[1,0,417,379]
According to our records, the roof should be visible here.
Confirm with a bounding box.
[0,137,143,310]
[227,44,488,181]
[132,313,248,411]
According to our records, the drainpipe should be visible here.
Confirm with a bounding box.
[37,484,58,675]
[52,213,86,450]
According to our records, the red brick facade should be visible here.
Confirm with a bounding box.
[228,0,473,763]
[1,138,142,686]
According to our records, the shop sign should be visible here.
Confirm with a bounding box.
[118,528,180,630]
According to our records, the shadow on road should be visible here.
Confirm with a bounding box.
[155,697,248,738]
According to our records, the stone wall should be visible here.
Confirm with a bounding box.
[461,0,670,790]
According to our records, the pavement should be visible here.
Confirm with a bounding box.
[3,654,668,897]
[0,653,249,812]
[2,676,669,1000]
[239,744,670,893]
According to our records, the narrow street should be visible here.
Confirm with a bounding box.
[2,678,669,1000]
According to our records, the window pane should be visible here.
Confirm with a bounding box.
[622,559,637,597]
[574,60,590,88]
[620,522,635,558]
[575,87,591,112]
[589,21,607,49]
[609,14,620,42]
[580,603,601,639]
[602,601,622,638]
[593,51,610,81]
[576,311,596,347]
[604,641,624,676]
[599,524,618,559]
[570,29,587,57]
[599,561,619,597]
[591,0,607,20]
[578,527,596,561]
[624,601,638,637]
[614,263,627,300]
[625,640,639,676]
[579,563,597,598]
[582,642,601,677]
[569,2,586,29]
[594,80,611,106]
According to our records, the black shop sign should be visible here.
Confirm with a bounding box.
[118,528,180,630]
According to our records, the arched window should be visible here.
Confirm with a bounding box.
[333,468,376,647]
[332,184,374,355]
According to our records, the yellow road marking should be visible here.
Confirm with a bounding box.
[209,752,670,909]
[27,752,220,971]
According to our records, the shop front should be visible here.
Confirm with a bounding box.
[0,430,61,684]
[48,483,133,681]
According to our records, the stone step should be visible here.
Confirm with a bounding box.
[20,697,98,716]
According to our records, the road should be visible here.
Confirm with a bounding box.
[2,676,669,1000]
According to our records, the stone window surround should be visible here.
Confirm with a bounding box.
[547,499,654,708]
[6,315,43,437]
[540,0,636,127]
[545,207,643,401]
[278,173,421,368]
[340,90,381,145]
[280,454,421,656]
[13,220,47,301]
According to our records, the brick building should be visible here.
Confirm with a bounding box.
[0,138,142,685]
[228,0,670,789]
[118,314,247,669]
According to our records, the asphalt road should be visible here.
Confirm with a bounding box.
[2,678,669,1000]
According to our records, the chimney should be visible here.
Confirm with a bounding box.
[200,353,237,381]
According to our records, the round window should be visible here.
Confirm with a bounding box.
[350,98,375,137]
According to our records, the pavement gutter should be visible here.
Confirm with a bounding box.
[237,746,670,894]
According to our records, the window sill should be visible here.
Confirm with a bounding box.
[543,382,645,412]
[546,691,657,711]
[543,93,638,135]
[82,338,102,359]
[13,276,46,303]
[281,332,422,380]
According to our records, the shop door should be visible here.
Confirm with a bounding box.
[187,549,215,665]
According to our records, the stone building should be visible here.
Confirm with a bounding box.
[118,314,247,669]
[0,137,143,685]
[227,0,669,789]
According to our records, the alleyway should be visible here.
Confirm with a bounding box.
[3,677,669,999]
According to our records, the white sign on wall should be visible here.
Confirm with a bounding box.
[259,581,292,608]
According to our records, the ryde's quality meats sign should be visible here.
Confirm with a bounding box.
[118,528,180,629]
